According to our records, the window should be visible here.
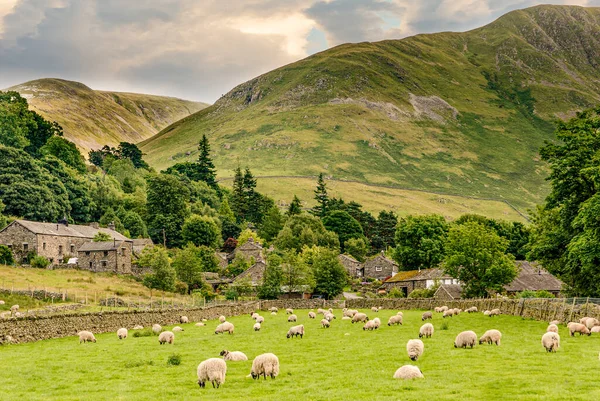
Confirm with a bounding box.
[43,242,46,250]
[89,261,93,269]
[70,245,75,253]
[85,251,90,256]
[58,245,63,255]
[103,251,109,257]
[375,266,382,272]
[101,261,107,268]
[23,243,28,251]
[121,247,126,256]
[7,244,12,249]
[426,280,434,288]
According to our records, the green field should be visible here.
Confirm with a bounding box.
[1,309,599,400]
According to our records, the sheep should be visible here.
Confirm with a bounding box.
[250,353,279,380]
[287,314,297,322]
[393,365,424,380]
[321,319,330,328]
[0,300,4,305]
[10,305,19,314]
[219,315,226,323]
[196,322,205,327]
[251,312,260,320]
[443,310,453,318]
[579,317,592,324]
[158,331,175,345]
[371,306,379,312]
[483,310,491,316]
[133,325,144,330]
[220,350,248,361]
[465,307,478,313]
[397,311,404,317]
[453,308,462,315]
[180,316,189,324]
[78,331,96,343]
[547,324,559,333]
[253,322,261,331]
[343,309,358,318]
[434,307,442,313]
[269,307,278,313]
[569,322,590,336]
[271,311,277,315]
[172,326,184,332]
[328,308,334,313]
[479,329,502,346]
[584,317,600,330]
[215,322,235,335]
[352,313,369,323]
[342,316,351,320]
[388,315,403,326]
[542,332,560,352]
[317,308,325,315]
[419,323,434,339]
[372,317,381,329]
[197,358,227,388]
[454,331,477,349]
[308,311,316,319]
[549,320,560,326]
[287,324,304,338]
[286,308,294,315]
[489,309,501,317]
[117,328,128,339]
[592,326,600,334]
[363,320,376,331]
[439,306,449,312]
[325,312,336,322]
[256,315,265,324]
[421,311,433,321]
[152,324,162,334]
[406,339,424,361]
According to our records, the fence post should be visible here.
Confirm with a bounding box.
[585,297,590,317]
[568,297,576,323]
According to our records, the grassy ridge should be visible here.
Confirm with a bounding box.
[1,309,599,400]
[141,5,600,214]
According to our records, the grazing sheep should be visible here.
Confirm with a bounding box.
[479,329,502,346]
[549,320,560,326]
[465,307,478,313]
[489,309,501,317]
[388,315,403,326]
[251,312,259,320]
[443,310,453,318]
[483,310,491,316]
[10,305,19,314]
[419,323,434,339]
[117,328,128,339]
[592,326,600,334]
[372,317,381,329]
[0,300,4,305]
[434,307,442,313]
[256,315,265,324]
[547,324,559,333]
[158,331,175,345]
[421,311,433,321]
[78,331,96,343]
[269,307,278,313]
[569,323,590,336]
[215,322,235,335]
[133,325,144,330]
[371,306,379,312]
[393,365,424,380]
[342,316,351,320]
[454,331,477,349]
[172,326,184,332]
[352,313,369,323]
[541,332,560,352]
[253,322,261,331]
[321,319,330,328]
[325,313,336,322]
[317,308,325,315]
[343,309,358,318]
[397,311,404,316]
[363,320,377,331]
[197,358,227,388]
[180,316,189,324]
[152,324,162,334]
[287,314,297,322]
[219,315,226,323]
[584,318,600,330]
[220,350,248,361]
[579,317,592,324]
[195,323,205,327]
[406,339,425,361]
[453,308,462,315]
[250,353,280,380]
[308,311,316,319]
[286,308,294,315]
[287,324,304,338]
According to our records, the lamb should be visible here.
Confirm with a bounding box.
[321,319,330,328]
[78,331,96,343]
[371,306,379,312]
[421,311,433,321]
[286,308,294,315]
[547,324,559,333]
[419,323,434,339]
[152,324,162,334]
[479,329,502,345]
[180,316,189,324]
[215,322,235,335]
[569,322,590,336]
[196,322,205,327]
[253,322,261,331]
[406,339,424,361]
[393,365,424,380]
[250,353,280,380]
[363,320,377,331]
[256,315,265,324]
[172,326,184,332]
[454,331,477,349]
[158,331,174,344]
[324,312,336,322]
[388,315,403,326]
[287,324,304,338]
[308,311,316,319]
[220,349,248,361]
[443,310,453,318]
[197,358,227,388]
[251,312,260,320]
[541,332,560,352]
[352,313,369,323]
[133,325,144,330]
[219,315,226,323]
[287,314,297,322]
[117,328,128,339]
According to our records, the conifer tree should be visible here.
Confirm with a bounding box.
[312,173,329,218]
[287,195,302,216]
[197,134,217,189]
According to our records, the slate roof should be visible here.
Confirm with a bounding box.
[504,261,563,292]
[9,220,131,242]
[385,268,451,283]
[434,284,463,299]
[78,241,124,252]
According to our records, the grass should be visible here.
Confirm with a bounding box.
[2,309,600,400]
[0,293,59,311]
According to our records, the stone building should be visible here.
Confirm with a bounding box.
[504,261,563,297]
[433,284,464,301]
[77,240,133,274]
[233,260,267,287]
[338,254,362,278]
[361,252,398,281]
[381,268,456,296]
[0,219,131,266]
[231,238,264,262]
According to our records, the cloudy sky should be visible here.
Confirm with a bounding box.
[0,0,598,103]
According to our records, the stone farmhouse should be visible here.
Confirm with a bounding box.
[381,268,457,297]
[360,251,398,281]
[78,240,132,274]
[338,254,362,278]
[233,260,267,287]
[231,237,264,262]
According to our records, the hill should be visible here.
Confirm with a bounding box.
[6,78,208,153]
[141,5,600,216]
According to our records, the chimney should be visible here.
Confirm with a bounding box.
[248,237,254,243]
[108,221,116,231]
[89,222,99,229]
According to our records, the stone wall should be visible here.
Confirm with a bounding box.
[0,222,37,263]
[259,299,345,310]
[0,288,65,301]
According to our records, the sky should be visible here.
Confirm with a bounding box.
[0,0,598,103]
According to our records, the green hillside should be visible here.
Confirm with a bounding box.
[141,5,600,215]
[7,78,208,153]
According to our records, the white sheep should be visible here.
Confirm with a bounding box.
[489,309,501,317]
[321,319,330,328]
[592,326,600,334]
[287,314,297,322]
[443,310,453,318]
[421,311,433,321]
[133,325,144,330]
[158,331,175,345]
[372,317,381,329]
[406,339,424,361]
[117,328,128,339]
[541,332,560,352]
[325,312,336,322]
[172,326,184,332]
[352,313,368,323]
[152,324,162,334]
[454,331,477,349]
[483,310,491,316]
[308,311,316,319]
[584,317,600,330]
[197,358,227,388]
[251,312,259,320]
[579,316,592,324]
[569,322,590,336]
[10,305,19,314]
[220,350,248,361]
[465,307,478,313]
[371,306,379,312]
[269,307,278,313]
[317,308,325,315]
[215,322,234,335]
[219,315,226,323]
[363,320,376,331]
[547,324,559,333]
[286,308,294,315]
[253,322,261,331]
[195,322,205,327]
[78,331,96,343]
[287,324,304,338]
[343,309,358,318]
[393,365,424,380]
[180,316,189,324]
[479,329,502,346]
[250,353,280,380]
[419,323,434,339]
[388,315,403,326]
[256,315,265,324]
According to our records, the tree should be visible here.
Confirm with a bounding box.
[40,136,86,173]
[172,244,206,292]
[311,173,329,217]
[117,142,149,169]
[139,246,176,292]
[237,229,264,246]
[181,215,221,248]
[344,237,369,262]
[393,215,449,271]
[230,167,246,222]
[122,211,148,238]
[287,195,302,216]
[258,205,284,241]
[224,253,250,278]
[0,201,6,230]
[443,222,517,298]
[322,210,364,251]
[196,134,217,189]
[303,246,346,299]
[280,251,314,296]
[146,174,190,248]
[99,207,125,233]
[257,254,283,299]
[371,210,398,252]
[274,214,339,252]
[0,244,14,265]
[93,232,112,242]
[218,197,235,222]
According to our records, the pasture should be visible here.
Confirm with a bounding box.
[1,309,599,400]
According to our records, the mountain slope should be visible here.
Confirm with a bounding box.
[141,5,600,214]
[7,78,208,152]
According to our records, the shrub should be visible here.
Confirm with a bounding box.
[365,291,376,299]
[114,289,126,296]
[0,245,14,265]
[387,287,405,298]
[225,287,239,301]
[535,290,555,299]
[174,281,188,295]
[167,354,182,366]
[408,288,436,298]
[30,255,50,269]
[441,321,449,330]
[132,329,153,338]
[517,290,537,299]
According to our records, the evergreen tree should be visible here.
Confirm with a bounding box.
[117,142,149,169]
[196,134,218,189]
[181,215,221,248]
[259,205,285,241]
[287,195,302,216]
[372,210,398,252]
[311,173,329,218]
[230,167,246,222]
[257,254,283,299]
[146,174,190,248]
[218,197,235,222]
